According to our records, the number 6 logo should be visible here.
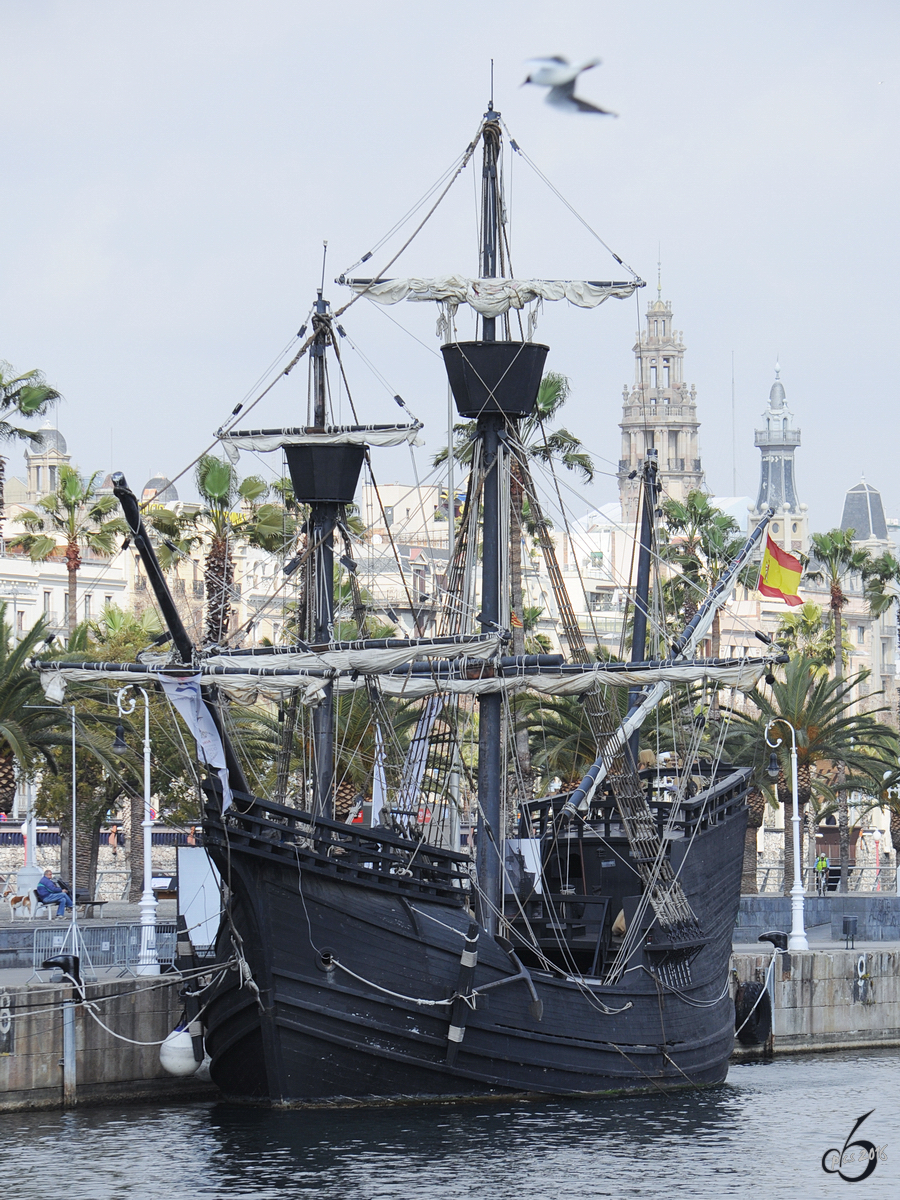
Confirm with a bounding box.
[822,1110,879,1182]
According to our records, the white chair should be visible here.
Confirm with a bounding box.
[33,890,55,920]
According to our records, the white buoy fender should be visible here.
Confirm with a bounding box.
[159,1027,199,1077]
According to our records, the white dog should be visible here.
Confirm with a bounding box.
[2,884,32,919]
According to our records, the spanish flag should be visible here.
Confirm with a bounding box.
[758,535,803,606]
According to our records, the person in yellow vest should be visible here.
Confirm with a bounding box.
[815,851,829,896]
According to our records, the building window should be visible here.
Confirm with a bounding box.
[590,551,604,567]
[84,595,91,621]
[663,359,670,387]
[44,590,51,615]
[587,591,613,612]
[653,320,658,336]
[772,523,779,533]
[857,626,865,645]
[649,361,657,388]
[17,610,24,633]
[792,523,798,533]
[63,594,69,623]
[105,595,113,607]
[49,466,57,490]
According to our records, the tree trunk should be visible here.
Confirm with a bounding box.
[741,787,765,894]
[0,749,16,815]
[205,535,234,645]
[709,608,722,717]
[127,788,143,902]
[0,454,6,543]
[275,692,300,804]
[779,771,806,897]
[832,601,851,891]
[75,801,104,899]
[837,788,851,893]
[67,559,78,638]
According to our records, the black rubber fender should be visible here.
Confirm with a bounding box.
[734,980,772,1045]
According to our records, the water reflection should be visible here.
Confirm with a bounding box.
[3,1050,898,1199]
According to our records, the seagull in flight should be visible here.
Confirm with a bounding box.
[522,56,617,115]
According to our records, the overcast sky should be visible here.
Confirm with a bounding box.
[2,0,898,529]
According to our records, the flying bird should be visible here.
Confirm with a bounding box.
[522,56,617,116]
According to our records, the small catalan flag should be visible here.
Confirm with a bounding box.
[758,535,803,606]
[510,611,524,628]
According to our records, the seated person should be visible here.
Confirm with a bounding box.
[36,869,74,917]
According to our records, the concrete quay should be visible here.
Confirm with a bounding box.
[0,900,216,1110]
[731,893,900,1058]
[0,969,216,1111]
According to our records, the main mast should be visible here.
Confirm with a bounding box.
[441,106,549,934]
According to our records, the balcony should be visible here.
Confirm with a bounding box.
[754,428,800,447]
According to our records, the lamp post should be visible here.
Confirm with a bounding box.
[873,828,881,892]
[765,718,809,951]
[114,686,158,975]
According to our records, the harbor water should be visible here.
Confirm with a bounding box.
[3,1049,898,1199]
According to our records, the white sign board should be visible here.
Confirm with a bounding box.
[176,846,222,951]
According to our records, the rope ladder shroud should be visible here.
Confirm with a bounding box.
[516,454,704,972]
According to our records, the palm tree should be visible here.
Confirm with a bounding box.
[806,528,878,888]
[0,605,72,814]
[775,600,846,672]
[660,491,746,658]
[723,654,898,895]
[9,465,126,638]
[806,529,872,682]
[863,551,900,644]
[0,361,62,538]
[159,456,294,646]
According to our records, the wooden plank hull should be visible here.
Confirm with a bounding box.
[202,803,746,1104]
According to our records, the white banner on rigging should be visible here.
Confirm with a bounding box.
[160,675,233,811]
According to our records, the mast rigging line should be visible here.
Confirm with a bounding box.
[332,120,486,323]
[529,453,775,649]
[500,121,644,284]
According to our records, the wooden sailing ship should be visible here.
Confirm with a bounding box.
[35,102,784,1103]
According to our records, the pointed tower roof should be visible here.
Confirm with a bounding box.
[841,480,887,542]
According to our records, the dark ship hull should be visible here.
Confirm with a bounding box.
[201,769,748,1105]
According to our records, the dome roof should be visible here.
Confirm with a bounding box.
[26,422,67,456]
[768,379,786,408]
[141,475,178,503]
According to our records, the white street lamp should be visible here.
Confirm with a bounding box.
[766,717,808,951]
[114,686,158,975]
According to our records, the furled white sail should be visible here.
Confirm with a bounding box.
[218,423,423,455]
[202,633,503,675]
[36,655,774,707]
[344,275,639,317]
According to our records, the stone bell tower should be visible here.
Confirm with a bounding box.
[618,293,703,525]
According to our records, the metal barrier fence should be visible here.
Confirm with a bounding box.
[32,923,178,974]
[757,864,898,894]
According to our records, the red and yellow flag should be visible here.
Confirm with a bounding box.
[758,535,803,606]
